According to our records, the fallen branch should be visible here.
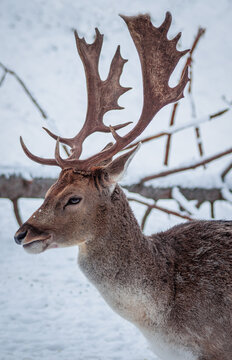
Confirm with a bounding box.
[125,183,228,203]
[0,175,55,200]
[1,174,231,203]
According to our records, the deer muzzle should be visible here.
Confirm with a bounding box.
[14,223,53,253]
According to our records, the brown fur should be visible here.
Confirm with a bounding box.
[15,169,232,360]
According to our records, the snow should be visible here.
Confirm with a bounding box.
[0,199,155,360]
[0,0,232,359]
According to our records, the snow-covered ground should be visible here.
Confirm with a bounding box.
[0,0,232,359]
[0,199,155,360]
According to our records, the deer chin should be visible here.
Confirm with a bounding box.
[22,234,57,254]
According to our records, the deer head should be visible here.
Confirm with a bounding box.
[14,13,189,254]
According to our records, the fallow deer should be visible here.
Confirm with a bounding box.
[14,13,232,360]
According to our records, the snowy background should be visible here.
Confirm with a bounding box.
[0,0,232,359]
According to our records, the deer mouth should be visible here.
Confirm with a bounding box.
[22,234,57,253]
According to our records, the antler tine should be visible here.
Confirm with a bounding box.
[171,32,182,46]
[55,137,67,168]
[120,13,189,110]
[20,137,58,166]
[158,11,172,35]
[42,127,73,146]
[44,27,131,162]
[68,32,132,152]
[43,121,132,143]
[43,120,132,157]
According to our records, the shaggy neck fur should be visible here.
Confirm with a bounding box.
[78,185,174,327]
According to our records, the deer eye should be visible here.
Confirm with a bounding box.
[66,197,82,206]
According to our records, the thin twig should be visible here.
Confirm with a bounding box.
[195,200,204,209]
[12,198,23,226]
[210,201,215,219]
[0,61,70,156]
[222,95,232,107]
[140,147,232,184]
[164,103,178,165]
[189,29,206,161]
[0,62,48,119]
[195,126,204,157]
[221,161,232,180]
[128,197,193,221]
[141,206,152,231]
[210,202,215,219]
[195,108,228,161]
[0,70,7,86]
[189,69,205,164]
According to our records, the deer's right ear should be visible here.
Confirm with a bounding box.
[104,143,141,192]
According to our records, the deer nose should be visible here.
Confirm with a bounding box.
[14,230,28,245]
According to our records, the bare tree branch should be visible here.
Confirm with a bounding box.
[140,148,232,184]
[189,67,205,164]
[0,69,7,86]
[1,174,231,203]
[125,183,229,203]
[164,27,206,165]
[0,175,55,200]
[0,62,48,119]
[124,108,229,150]
[128,197,194,221]
[210,202,215,219]
[0,62,70,156]
[221,161,232,180]
[164,102,178,165]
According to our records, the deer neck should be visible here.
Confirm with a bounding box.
[78,185,172,327]
[78,185,144,282]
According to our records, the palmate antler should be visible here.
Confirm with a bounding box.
[20,12,189,170]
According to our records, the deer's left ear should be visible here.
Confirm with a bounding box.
[104,143,141,191]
